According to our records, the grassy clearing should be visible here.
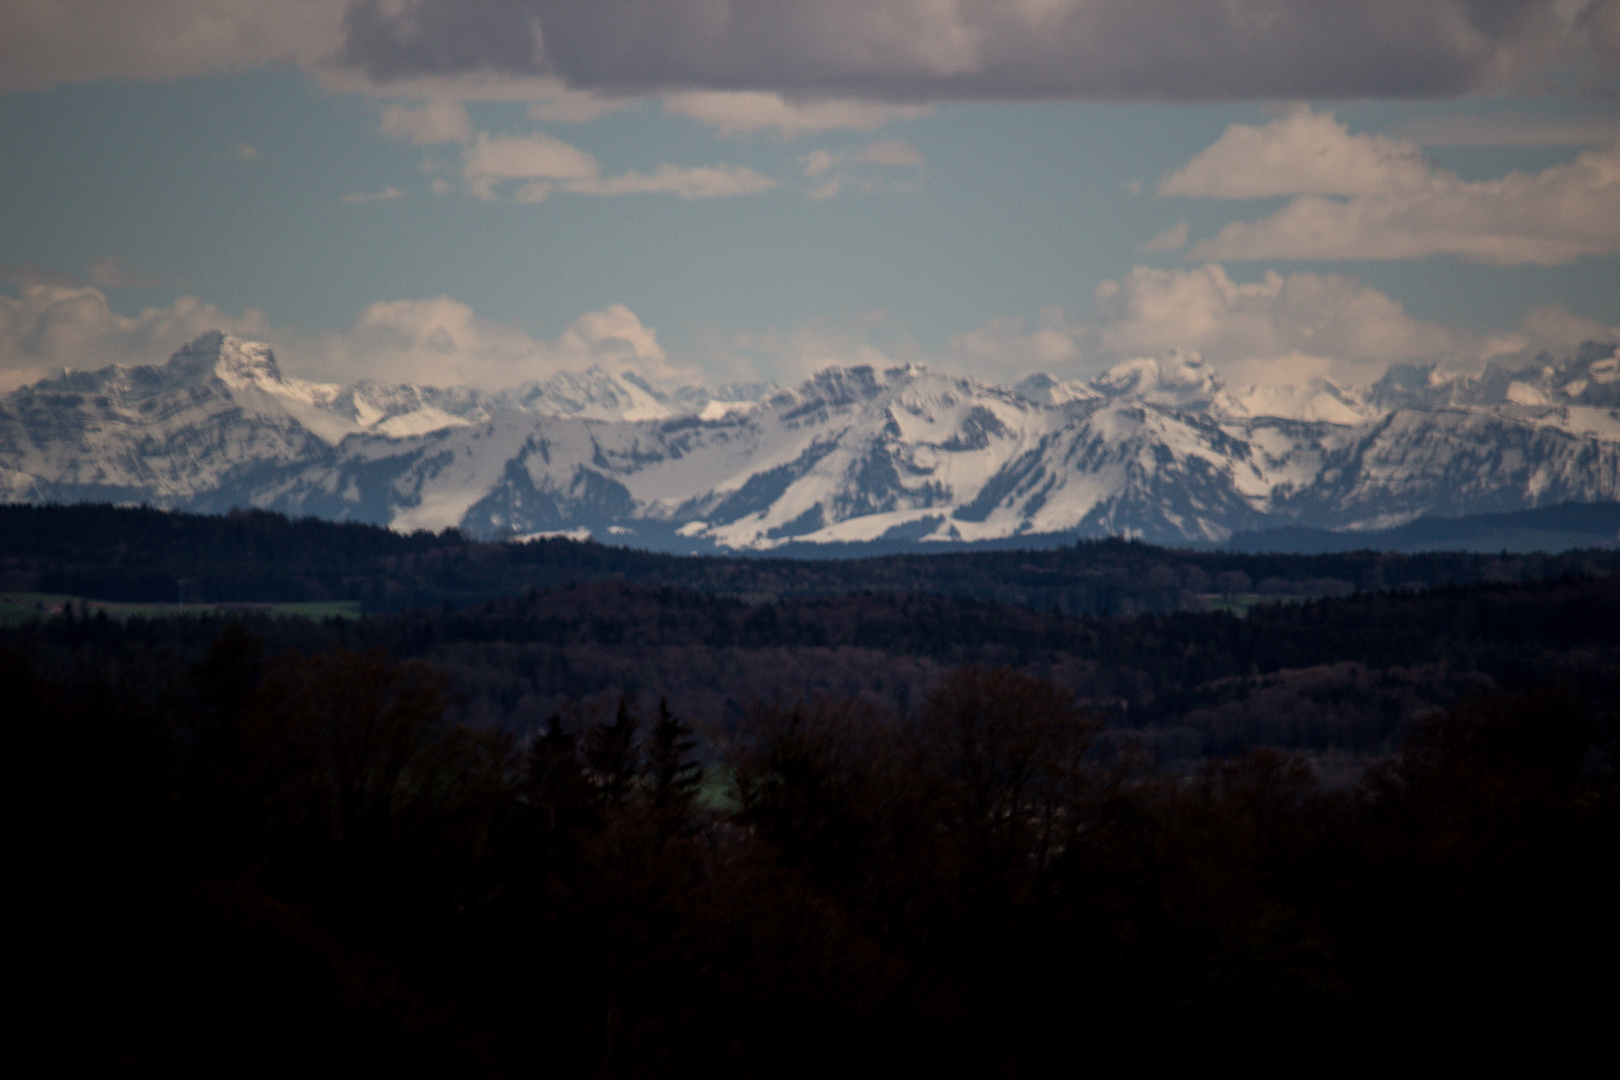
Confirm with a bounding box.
[0,592,361,626]
[696,765,740,814]
[1200,593,1309,616]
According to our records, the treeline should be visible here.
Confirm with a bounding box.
[16,633,1615,1072]
[13,573,1620,759]
[5,501,1619,615]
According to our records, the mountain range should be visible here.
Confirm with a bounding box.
[3,331,1617,551]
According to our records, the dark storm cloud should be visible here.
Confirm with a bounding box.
[339,0,1601,101]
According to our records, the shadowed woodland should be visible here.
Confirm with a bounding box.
[15,626,1617,1074]
[9,503,1618,1071]
[6,501,1619,615]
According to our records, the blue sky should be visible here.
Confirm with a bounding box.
[2,1,1617,393]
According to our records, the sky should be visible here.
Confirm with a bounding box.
[1,0,1618,394]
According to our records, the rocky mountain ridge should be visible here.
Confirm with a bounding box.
[2,331,1616,549]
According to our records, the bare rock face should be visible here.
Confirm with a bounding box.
[3,333,1617,549]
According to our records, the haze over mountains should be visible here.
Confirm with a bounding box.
[2,331,1617,551]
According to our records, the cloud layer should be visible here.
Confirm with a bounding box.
[0,280,272,391]
[339,0,1606,101]
[375,107,777,202]
[0,277,688,392]
[1162,108,1620,266]
[4,269,1614,397]
[7,1,1616,101]
[936,264,1618,388]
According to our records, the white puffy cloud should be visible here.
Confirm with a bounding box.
[565,165,778,200]
[377,99,472,144]
[460,131,599,200]
[662,91,930,137]
[0,281,271,391]
[936,264,1613,388]
[1159,108,1433,198]
[0,278,695,391]
[685,262,1614,392]
[1081,264,1469,386]
[687,265,1526,390]
[798,139,924,198]
[11,271,1608,398]
[1188,143,1620,266]
[374,91,778,203]
[457,130,775,202]
[687,312,907,385]
[1162,108,1620,265]
[943,307,1084,381]
[298,298,694,387]
[1493,303,1620,357]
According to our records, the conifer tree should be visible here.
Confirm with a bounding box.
[647,697,701,816]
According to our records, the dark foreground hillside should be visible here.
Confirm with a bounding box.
[6,501,1620,614]
[10,502,1617,1069]
[13,573,1619,761]
[15,638,1616,1073]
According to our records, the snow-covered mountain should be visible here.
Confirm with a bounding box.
[3,330,1617,549]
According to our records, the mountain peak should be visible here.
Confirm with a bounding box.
[1014,372,1102,406]
[1093,349,1223,410]
[211,334,284,389]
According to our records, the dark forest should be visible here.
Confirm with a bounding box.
[8,504,1617,1073]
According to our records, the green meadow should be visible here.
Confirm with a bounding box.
[0,593,360,626]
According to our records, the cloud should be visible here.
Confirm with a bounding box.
[460,131,599,200]
[236,143,261,160]
[300,298,694,387]
[340,186,406,204]
[686,312,906,385]
[0,0,344,92]
[0,282,270,391]
[337,1,1607,102]
[1188,143,1620,266]
[662,91,930,137]
[688,261,1609,391]
[1159,108,1433,198]
[377,99,472,144]
[564,164,778,200]
[1513,302,1620,352]
[0,280,694,391]
[376,95,772,204]
[1162,108,1620,265]
[10,273,1612,398]
[944,307,1084,380]
[857,138,925,167]
[1138,222,1188,254]
[798,138,924,198]
[688,265,1513,390]
[525,90,626,123]
[11,3,1611,102]
[457,129,775,202]
[1081,264,1470,386]
[931,263,1591,388]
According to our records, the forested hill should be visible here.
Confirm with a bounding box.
[5,502,1620,615]
[13,573,1619,760]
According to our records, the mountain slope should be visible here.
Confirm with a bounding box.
[3,332,1618,549]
